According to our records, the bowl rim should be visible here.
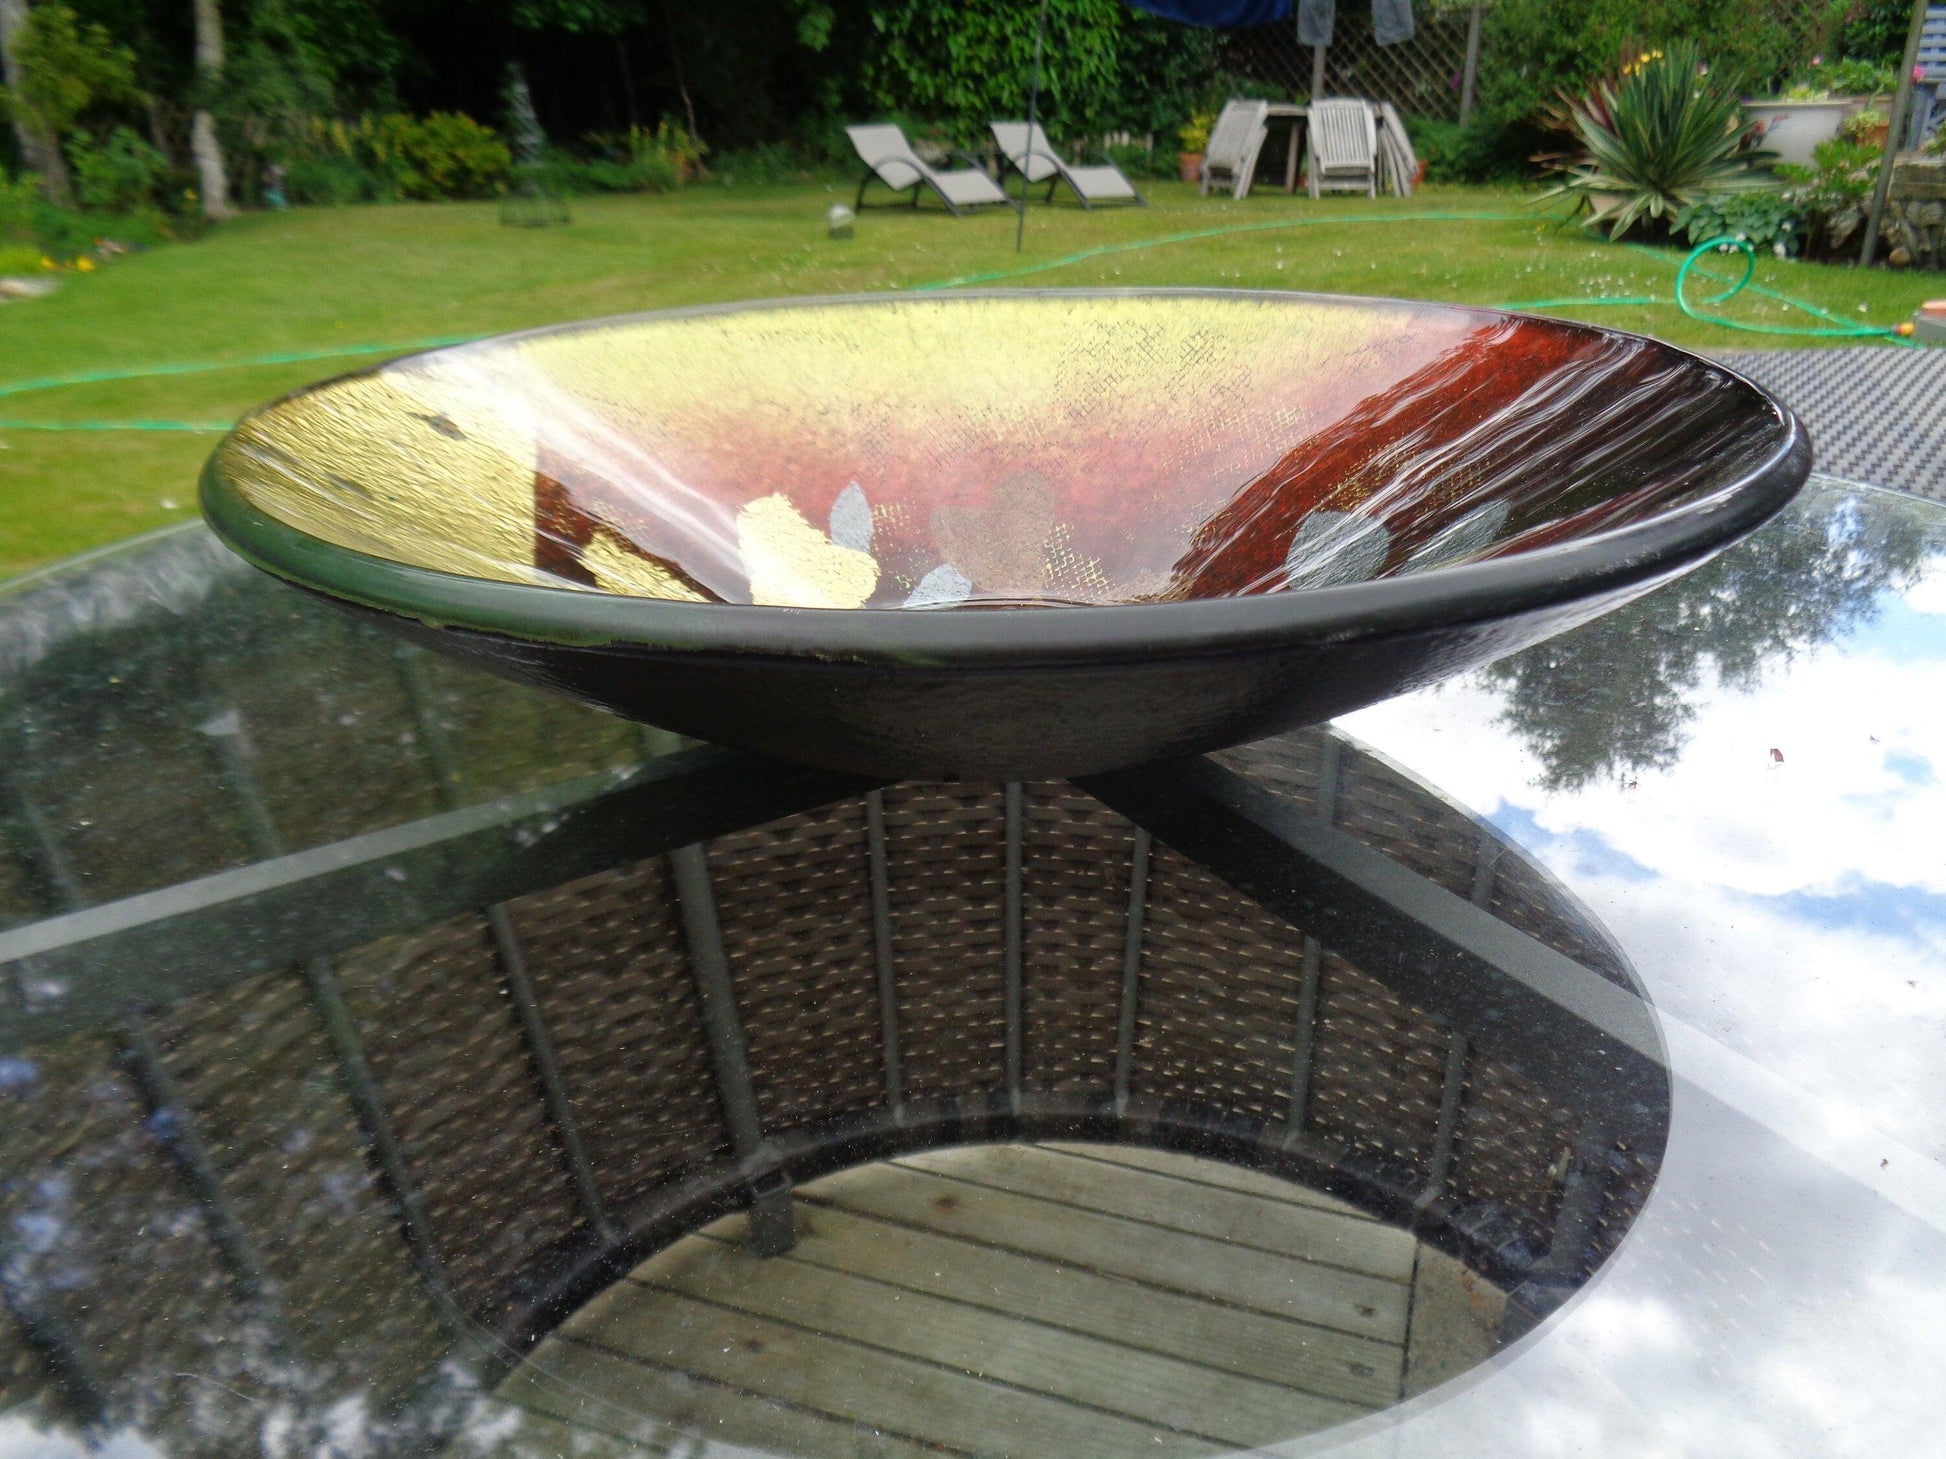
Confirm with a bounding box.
[200,287,1812,669]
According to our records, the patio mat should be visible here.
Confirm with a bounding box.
[1718,346,1946,502]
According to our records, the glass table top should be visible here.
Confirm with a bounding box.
[0,474,1940,1458]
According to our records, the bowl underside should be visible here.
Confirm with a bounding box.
[211,293,1788,613]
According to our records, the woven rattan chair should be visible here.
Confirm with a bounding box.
[0,528,1669,1451]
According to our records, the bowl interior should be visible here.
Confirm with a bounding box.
[213,293,1788,612]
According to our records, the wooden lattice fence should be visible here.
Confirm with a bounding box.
[1218,6,1477,120]
[1218,0,1851,126]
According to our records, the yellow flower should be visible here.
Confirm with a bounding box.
[39,256,54,270]
[75,257,96,272]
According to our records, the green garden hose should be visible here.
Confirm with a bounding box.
[0,335,480,434]
[0,222,1919,436]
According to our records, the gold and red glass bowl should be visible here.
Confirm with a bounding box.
[202,290,1809,778]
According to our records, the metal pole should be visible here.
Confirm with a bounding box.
[866,792,906,1117]
[1015,0,1049,252]
[1412,1029,1469,1217]
[198,707,466,1330]
[1311,44,1328,102]
[1002,783,1025,1106]
[1283,937,1322,1142]
[396,647,614,1240]
[120,1017,275,1306]
[0,1254,109,1428]
[667,843,794,1255]
[1459,3,1483,123]
[1860,0,1929,266]
[1112,829,1151,1115]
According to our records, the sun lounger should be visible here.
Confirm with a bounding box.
[846,124,1014,216]
[990,121,1143,207]
[1201,100,1271,200]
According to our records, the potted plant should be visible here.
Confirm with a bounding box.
[1743,57,1898,168]
[1178,113,1212,184]
[1541,43,1772,241]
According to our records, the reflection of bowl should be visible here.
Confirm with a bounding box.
[202,290,1808,779]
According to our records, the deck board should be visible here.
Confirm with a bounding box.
[496,1332,954,1458]
[627,1233,1368,1447]
[724,1199,1403,1407]
[481,1143,1501,1458]
[894,1145,1412,1277]
[808,1161,1410,1341]
[1037,1142,1375,1220]
[566,1286,1222,1459]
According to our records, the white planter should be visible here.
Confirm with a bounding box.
[1740,98,1872,169]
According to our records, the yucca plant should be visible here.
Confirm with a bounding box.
[1540,42,1773,241]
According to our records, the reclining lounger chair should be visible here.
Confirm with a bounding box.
[991,121,1144,208]
[847,124,1014,216]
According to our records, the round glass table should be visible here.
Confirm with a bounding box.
[0,474,1940,1458]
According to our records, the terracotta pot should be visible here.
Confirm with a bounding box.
[1413,160,1428,186]
[1179,152,1204,184]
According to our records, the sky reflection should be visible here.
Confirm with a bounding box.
[1296,480,1946,1458]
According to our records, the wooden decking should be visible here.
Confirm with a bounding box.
[473,1143,1506,1458]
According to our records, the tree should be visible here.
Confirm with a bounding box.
[0,1,139,204]
[1486,490,1942,792]
[223,0,336,186]
[1,0,71,199]
[188,0,230,216]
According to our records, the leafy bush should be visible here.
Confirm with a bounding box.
[1784,56,1900,99]
[707,142,802,186]
[1104,140,1176,180]
[369,112,511,199]
[1840,0,1919,66]
[1777,136,1879,257]
[284,154,382,205]
[286,112,510,200]
[69,127,172,213]
[17,199,165,261]
[0,244,49,274]
[1541,43,1773,240]
[0,171,40,238]
[1674,190,1804,256]
[1401,114,1524,183]
[860,0,1214,145]
[1466,0,1839,178]
[553,121,707,191]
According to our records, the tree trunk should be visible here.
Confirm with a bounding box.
[1,0,75,204]
[190,0,233,218]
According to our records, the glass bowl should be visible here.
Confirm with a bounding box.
[201,290,1809,778]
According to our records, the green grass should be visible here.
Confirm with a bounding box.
[1,180,1935,579]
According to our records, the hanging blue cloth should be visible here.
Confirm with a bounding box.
[1298,0,1415,45]
[1124,0,1414,44]
[1121,0,1293,26]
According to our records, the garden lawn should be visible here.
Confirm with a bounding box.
[2,180,1936,579]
